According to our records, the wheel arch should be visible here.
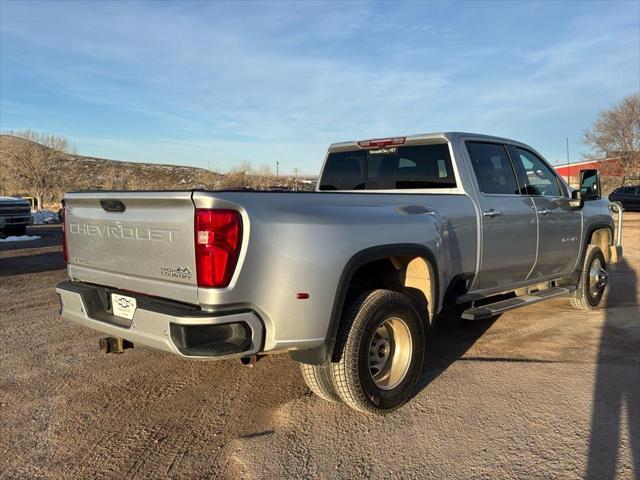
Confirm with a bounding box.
[582,223,614,266]
[587,225,613,264]
[290,243,440,366]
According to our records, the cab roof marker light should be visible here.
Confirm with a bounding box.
[357,137,406,149]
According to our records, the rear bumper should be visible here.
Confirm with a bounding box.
[56,281,263,360]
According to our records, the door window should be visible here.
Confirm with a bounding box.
[395,144,456,188]
[513,148,562,197]
[467,142,520,195]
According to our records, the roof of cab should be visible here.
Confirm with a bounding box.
[328,132,520,150]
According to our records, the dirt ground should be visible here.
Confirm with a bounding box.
[1,216,639,480]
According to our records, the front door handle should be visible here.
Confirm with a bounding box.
[482,209,502,218]
[538,208,551,215]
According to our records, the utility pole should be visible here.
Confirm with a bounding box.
[566,138,570,187]
[294,168,298,191]
[276,161,279,178]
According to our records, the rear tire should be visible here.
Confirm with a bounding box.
[330,289,425,414]
[300,363,341,403]
[570,245,607,311]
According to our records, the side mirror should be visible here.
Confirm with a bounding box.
[569,189,583,210]
[579,169,601,200]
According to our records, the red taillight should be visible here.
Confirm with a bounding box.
[357,137,406,149]
[195,209,242,288]
[61,207,68,264]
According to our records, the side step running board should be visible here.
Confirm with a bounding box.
[461,286,576,320]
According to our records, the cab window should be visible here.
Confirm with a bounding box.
[319,151,366,190]
[467,142,520,195]
[319,143,456,190]
[513,148,562,197]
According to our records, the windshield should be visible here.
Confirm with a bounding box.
[319,143,456,191]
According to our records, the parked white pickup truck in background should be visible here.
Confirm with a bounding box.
[57,132,623,413]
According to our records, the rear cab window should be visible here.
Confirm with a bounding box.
[319,143,456,191]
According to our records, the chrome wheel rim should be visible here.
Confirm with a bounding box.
[588,258,608,298]
[368,317,413,390]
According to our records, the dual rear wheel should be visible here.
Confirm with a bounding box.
[300,289,425,414]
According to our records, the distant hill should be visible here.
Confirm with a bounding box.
[0,134,223,192]
[0,134,318,205]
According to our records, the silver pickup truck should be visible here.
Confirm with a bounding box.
[57,132,623,414]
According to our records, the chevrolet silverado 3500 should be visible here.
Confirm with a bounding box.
[57,132,623,414]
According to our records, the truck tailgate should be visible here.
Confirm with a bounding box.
[64,191,198,304]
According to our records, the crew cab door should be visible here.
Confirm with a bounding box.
[508,146,582,278]
[466,141,537,291]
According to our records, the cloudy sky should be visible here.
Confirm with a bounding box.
[1,0,638,174]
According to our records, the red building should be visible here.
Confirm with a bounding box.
[554,157,626,180]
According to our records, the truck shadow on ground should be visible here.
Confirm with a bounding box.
[413,307,498,395]
[587,258,639,479]
[412,259,639,480]
[0,252,65,276]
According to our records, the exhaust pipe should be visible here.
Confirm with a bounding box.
[240,355,263,367]
[99,337,134,354]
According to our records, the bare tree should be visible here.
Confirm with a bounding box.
[0,163,18,196]
[4,130,75,209]
[222,161,254,189]
[582,93,640,186]
[255,163,275,190]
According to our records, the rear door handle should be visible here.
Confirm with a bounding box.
[482,209,502,218]
[538,208,551,215]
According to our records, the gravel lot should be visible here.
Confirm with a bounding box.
[1,217,639,480]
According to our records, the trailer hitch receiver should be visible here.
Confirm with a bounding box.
[99,337,134,354]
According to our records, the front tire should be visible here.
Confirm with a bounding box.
[570,245,608,310]
[330,289,425,414]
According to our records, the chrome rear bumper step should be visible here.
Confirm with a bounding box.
[461,286,576,320]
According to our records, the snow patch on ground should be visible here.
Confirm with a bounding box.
[0,235,41,242]
[32,210,59,224]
